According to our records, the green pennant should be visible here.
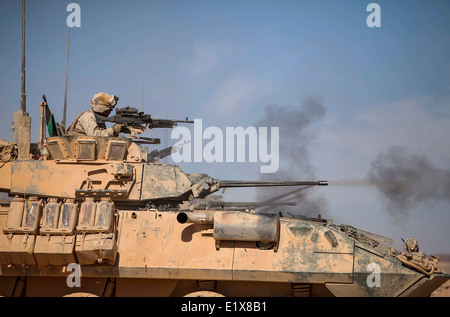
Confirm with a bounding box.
[45,104,58,137]
[47,113,57,137]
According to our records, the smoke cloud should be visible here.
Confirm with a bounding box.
[253,94,328,217]
[367,146,450,217]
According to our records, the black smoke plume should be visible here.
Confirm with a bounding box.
[368,146,450,217]
[254,94,327,217]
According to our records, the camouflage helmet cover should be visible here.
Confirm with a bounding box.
[90,93,119,113]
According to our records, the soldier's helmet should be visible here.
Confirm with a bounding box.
[90,92,119,113]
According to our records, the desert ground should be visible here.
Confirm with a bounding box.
[431,254,450,297]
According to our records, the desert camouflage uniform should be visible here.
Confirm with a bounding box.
[66,92,119,137]
[69,110,115,137]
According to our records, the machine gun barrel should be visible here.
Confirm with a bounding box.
[93,106,193,132]
[218,180,328,188]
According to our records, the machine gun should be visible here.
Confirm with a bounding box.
[94,106,194,137]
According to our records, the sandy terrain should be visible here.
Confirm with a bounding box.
[430,255,450,297]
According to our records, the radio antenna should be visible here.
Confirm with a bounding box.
[20,0,26,113]
[62,26,71,128]
[15,0,31,160]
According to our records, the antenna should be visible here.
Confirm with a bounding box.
[62,26,71,128]
[20,0,26,113]
[14,0,31,160]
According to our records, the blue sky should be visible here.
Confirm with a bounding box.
[1,0,450,253]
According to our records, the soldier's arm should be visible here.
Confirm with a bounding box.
[79,112,114,137]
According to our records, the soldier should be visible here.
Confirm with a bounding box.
[66,92,124,136]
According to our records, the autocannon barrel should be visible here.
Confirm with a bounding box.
[218,180,328,188]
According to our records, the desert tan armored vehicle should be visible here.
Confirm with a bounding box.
[0,96,449,297]
[1,2,448,297]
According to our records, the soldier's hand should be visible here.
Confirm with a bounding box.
[113,123,124,134]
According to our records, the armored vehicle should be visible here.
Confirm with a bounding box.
[0,96,448,297]
[0,2,448,296]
